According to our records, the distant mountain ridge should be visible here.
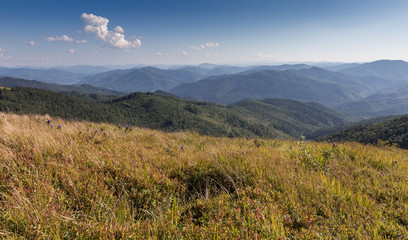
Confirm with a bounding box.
[53,65,113,75]
[78,67,207,92]
[336,81,408,118]
[4,60,408,119]
[0,77,125,96]
[78,64,318,93]
[339,60,408,83]
[170,67,379,106]
[0,67,85,84]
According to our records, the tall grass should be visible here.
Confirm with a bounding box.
[0,113,407,239]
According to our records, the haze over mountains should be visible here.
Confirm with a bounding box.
[1,59,408,120]
[0,67,86,85]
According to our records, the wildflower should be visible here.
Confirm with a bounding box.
[50,125,55,128]
[101,127,104,131]
[57,125,62,129]
[392,161,398,166]
[118,124,122,128]
[90,135,93,138]
[94,129,98,133]
[151,133,155,136]
[47,119,51,124]
[181,145,184,150]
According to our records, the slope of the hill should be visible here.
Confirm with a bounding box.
[0,87,284,138]
[79,67,205,92]
[0,77,125,97]
[170,67,374,106]
[0,113,407,239]
[339,59,408,83]
[0,66,85,84]
[336,82,408,118]
[230,98,347,138]
[319,114,408,149]
[0,87,349,139]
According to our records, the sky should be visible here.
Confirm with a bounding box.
[1,0,408,67]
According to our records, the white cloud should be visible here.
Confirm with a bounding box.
[76,40,88,44]
[256,52,275,58]
[28,41,37,46]
[114,26,124,33]
[181,51,188,56]
[152,52,168,56]
[81,13,141,49]
[68,49,78,54]
[45,35,74,42]
[0,48,4,57]
[191,42,220,50]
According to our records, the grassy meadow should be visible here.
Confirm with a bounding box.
[0,113,408,239]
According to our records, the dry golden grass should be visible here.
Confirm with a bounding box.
[0,113,408,239]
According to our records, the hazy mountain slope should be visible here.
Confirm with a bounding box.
[230,98,348,138]
[339,59,408,83]
[0,67,85,84]
[180,64,313,77]
[170,67,371,106]
[79,67,206,92]
[336,82,408,118]
[78,68,135,85]
[241,64,312,74]
[319,114,408,149]
[0,77,125,96]
[294,67,393,94]
[54,65,112,75]
[320,62,362,72]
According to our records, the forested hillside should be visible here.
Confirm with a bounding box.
[319,115,408,149]
[0,86,348,139]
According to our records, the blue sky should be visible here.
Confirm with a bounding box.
[0,0,408,67]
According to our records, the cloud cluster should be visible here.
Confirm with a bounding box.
[28,41,37,46]
[45,35,74,42]
[0,48,4,57]
[152,52,169,56]
[191,42,220,50]
[68,49,78,54]
[81,13,141,49]
[76,40,88,44]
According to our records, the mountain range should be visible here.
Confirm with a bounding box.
[2,59,408,119]
[339,60,408,82]
[0,67,85,84]
[170,67,380,106]
[78,67,206,92]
